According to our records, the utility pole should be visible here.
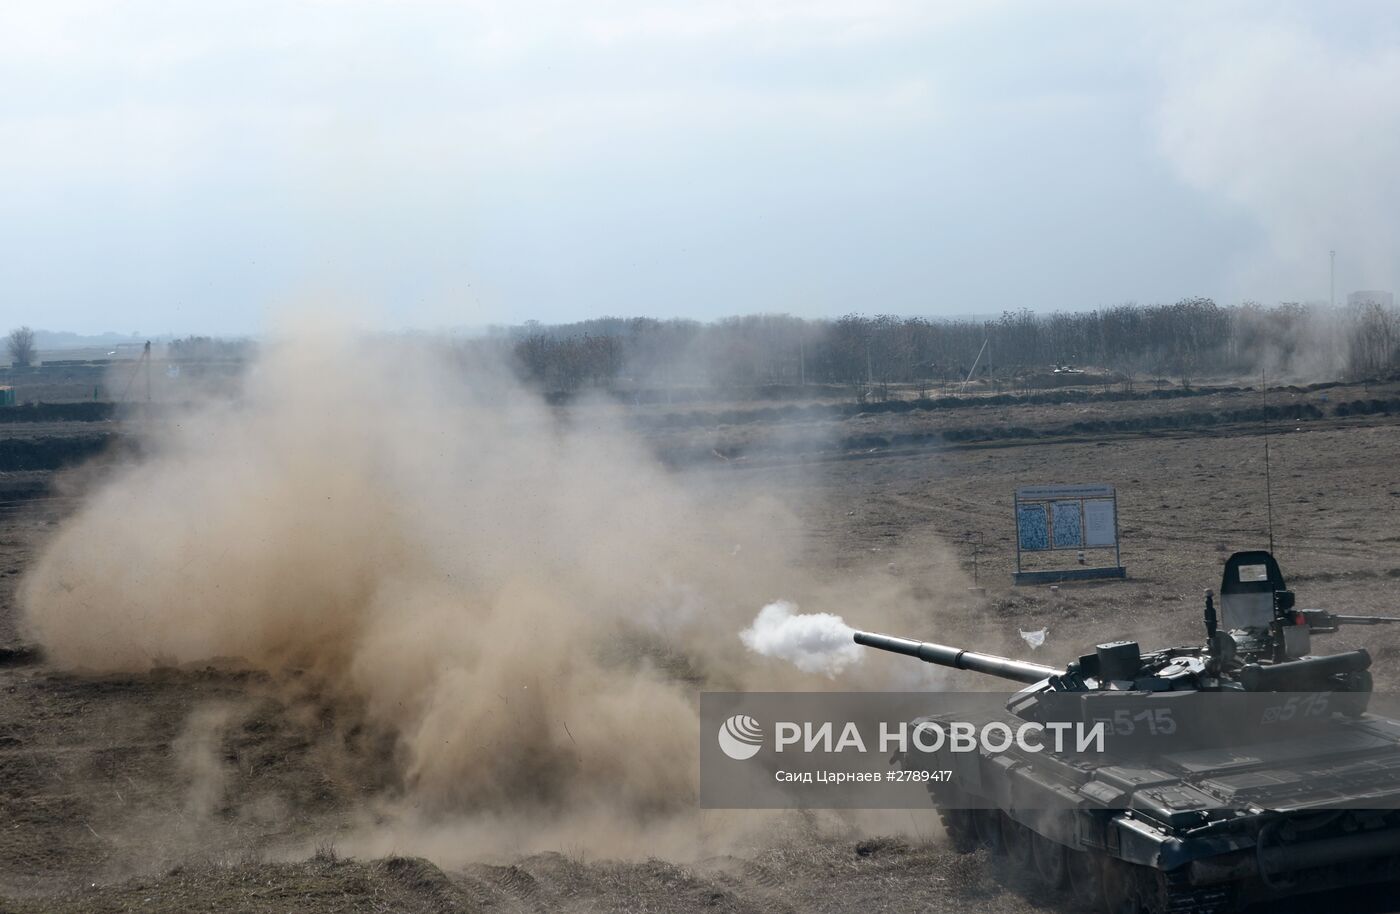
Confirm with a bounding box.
[1262,368,1275,554]
[984,321,993,391]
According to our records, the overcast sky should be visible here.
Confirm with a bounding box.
[2,1,1398,335]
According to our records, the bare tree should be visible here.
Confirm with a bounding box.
[7,326,35,368]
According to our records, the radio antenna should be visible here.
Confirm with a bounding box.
[1262,368,1275,553]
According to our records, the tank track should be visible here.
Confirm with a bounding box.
[1155,867,1232,914]
[935,806,977,853]
[934,799,1237,913]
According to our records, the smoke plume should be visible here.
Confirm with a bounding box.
[740,600,862,676]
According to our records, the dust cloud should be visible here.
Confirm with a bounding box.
[173,703,240,823]
[1156,19,1400,300]
[19,324,951,860]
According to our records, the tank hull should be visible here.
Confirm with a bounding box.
[903,705,1400,912]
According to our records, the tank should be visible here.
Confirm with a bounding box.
[854,550,1400,913]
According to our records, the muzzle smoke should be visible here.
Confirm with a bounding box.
[740,600,862,676]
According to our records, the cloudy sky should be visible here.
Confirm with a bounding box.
[2,1,1398,335]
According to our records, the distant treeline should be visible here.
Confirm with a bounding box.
[167,336,254,361]
[497,300,1400,394]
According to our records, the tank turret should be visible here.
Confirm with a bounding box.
[856,550,1399,695]
[850,550,1400,912]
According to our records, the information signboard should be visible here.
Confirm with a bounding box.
[1012,484,1124,584]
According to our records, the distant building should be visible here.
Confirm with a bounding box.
[1347,290,1395,308]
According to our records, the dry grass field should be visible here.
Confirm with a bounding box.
[3,379,1400,913]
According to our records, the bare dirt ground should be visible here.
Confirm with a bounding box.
[3,383,1400,913]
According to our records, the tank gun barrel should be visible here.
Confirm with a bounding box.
[853,631,1058,684]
